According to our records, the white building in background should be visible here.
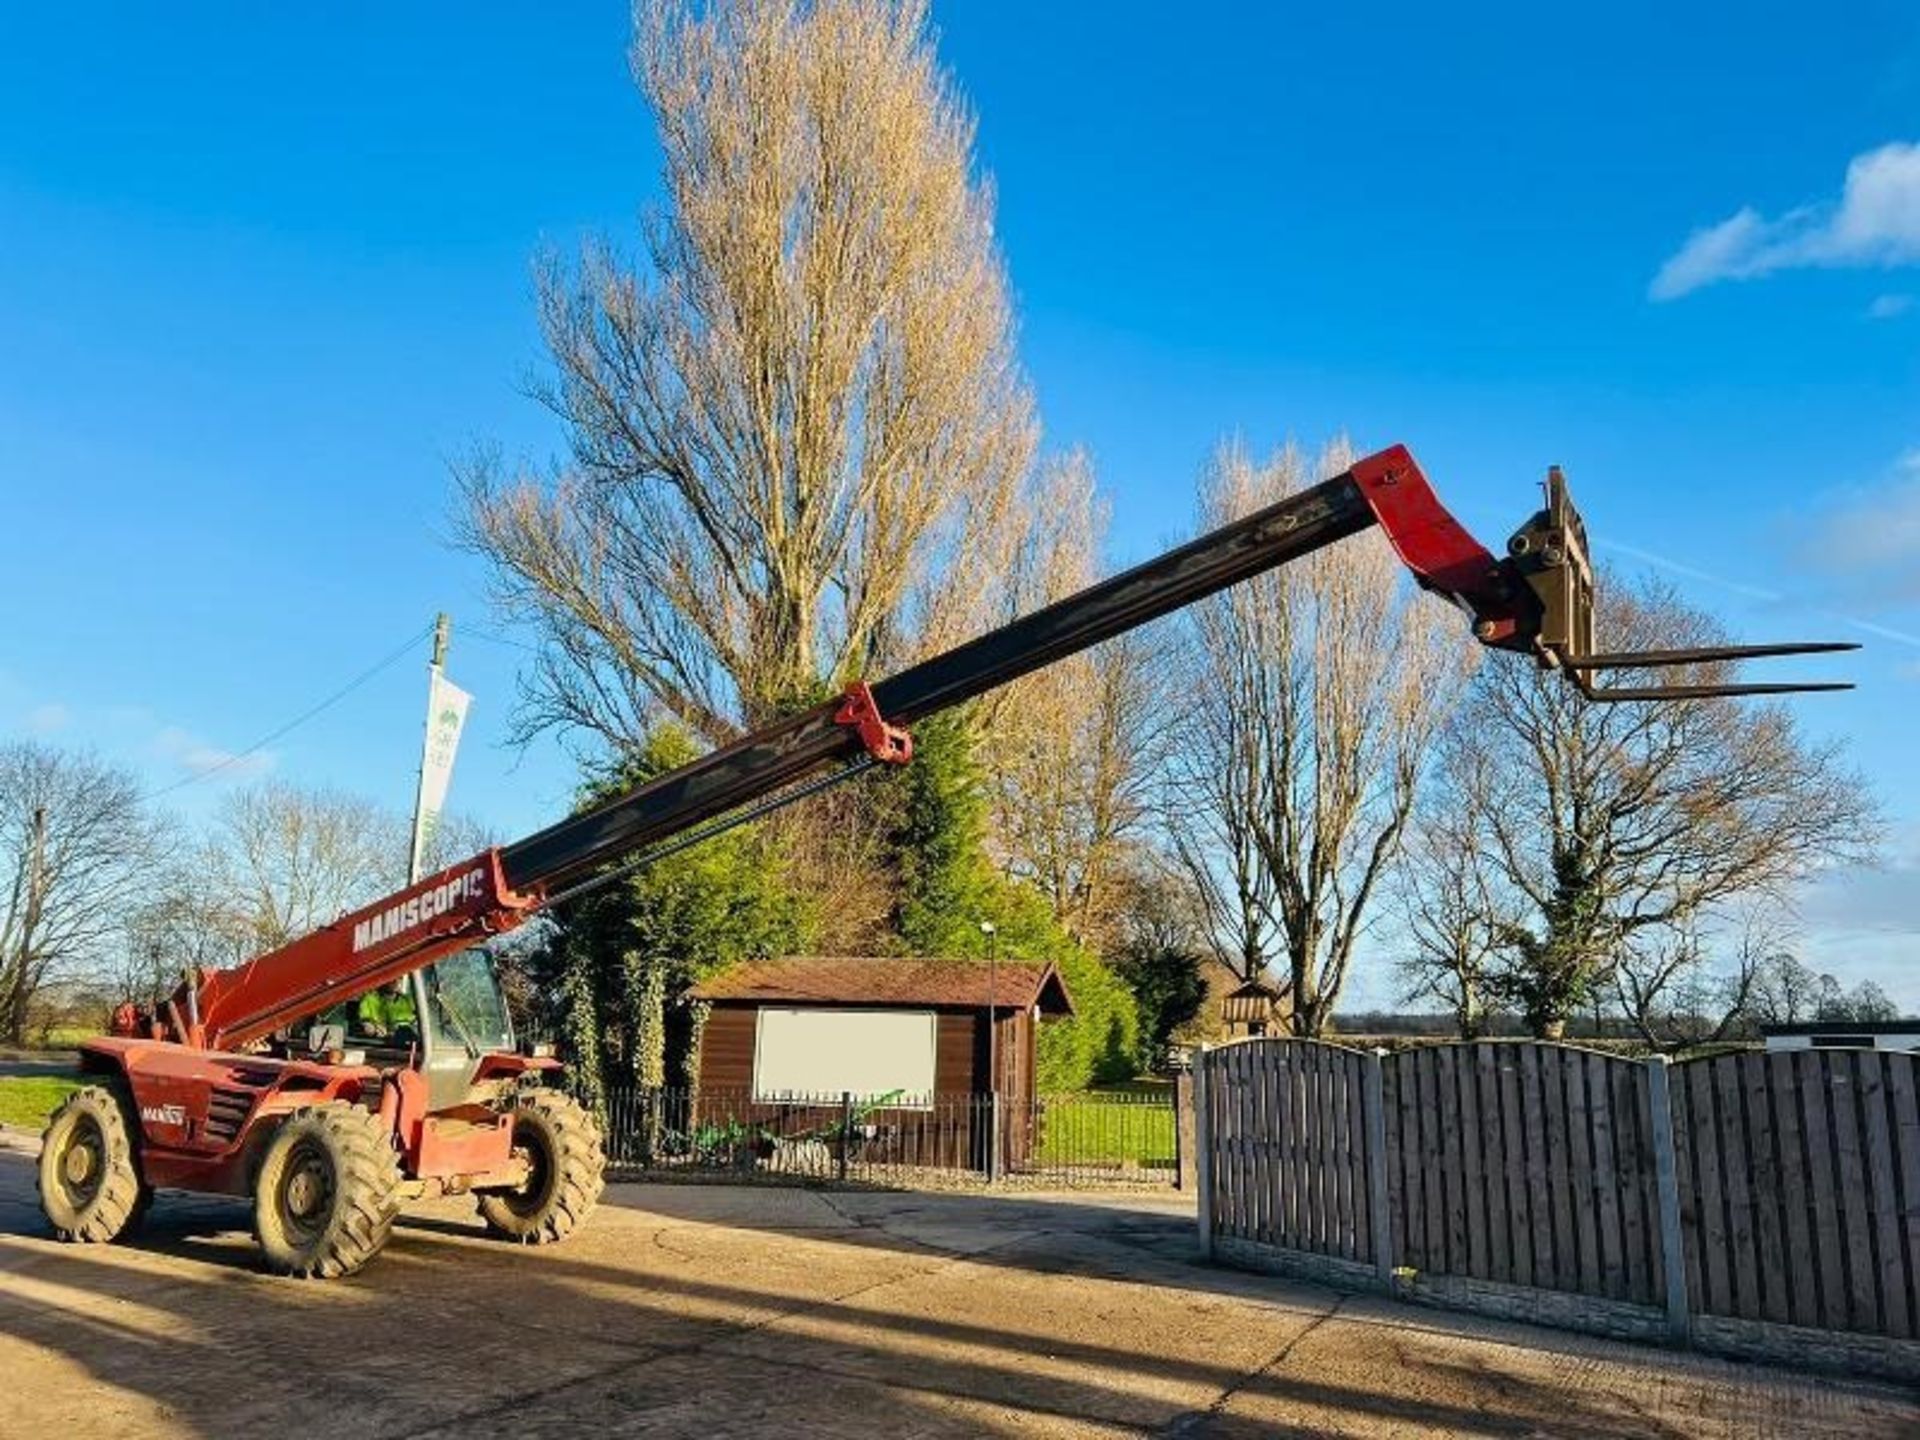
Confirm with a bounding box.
[1762,1022,1920,1054]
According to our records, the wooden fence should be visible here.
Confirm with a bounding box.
[1199,1037,1920,1358]
[1669,1048,1920,1340]
[1205,1040,1373,1263]
[1383,1044,1666,1308]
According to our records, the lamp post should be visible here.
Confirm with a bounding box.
[979,919,999,1181]
[978,920,999,1098]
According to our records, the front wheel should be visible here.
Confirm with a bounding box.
[253,1103,401,1279]
[478,1089,605,1244]
[38,1083,147,1243]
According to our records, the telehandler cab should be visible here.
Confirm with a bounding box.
[37,447,1854,1276]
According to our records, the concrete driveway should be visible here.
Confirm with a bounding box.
[0,1132,1913,1438]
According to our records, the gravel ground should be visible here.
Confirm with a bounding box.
[1,1128,1913,1438]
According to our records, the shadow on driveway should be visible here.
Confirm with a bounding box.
[1,1143,1913,1439]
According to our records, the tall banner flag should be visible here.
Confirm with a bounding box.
[408,668,471,882]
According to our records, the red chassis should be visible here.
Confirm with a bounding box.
[80,1039,558,1198]
[91,848,554,1197]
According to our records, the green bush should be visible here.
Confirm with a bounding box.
[549,723,810,1106]
[1038,946,1141,1092]
[889,712,1141,1091]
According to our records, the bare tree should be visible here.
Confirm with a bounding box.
[1446,577,1877,1037]
[1737,947,1899,1026]
[1163,597,1281,987]
[461,0,1035,748]
[1165,440,1471,1035]
[1748,947,1832,1026]
[0,743,166,1043]
[107,790,491,1005]
[980,453,1171,945]
[209,781,405,953]
[1396,792,1501,1038]
[1823,978,1899,1023]
[118,852,255,1004]
[1612,911,1786,1052]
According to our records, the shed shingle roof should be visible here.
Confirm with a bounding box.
[688,956,1074,1015]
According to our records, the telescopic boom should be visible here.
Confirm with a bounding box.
[133,446,1853,1051]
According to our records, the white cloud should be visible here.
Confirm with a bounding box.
[1651,142,1920,300]
[1793,449,1920,607]
[152,726,276,783]
[24,702,69,734]
[1868,292,1914,319]
[1803,829,1920,941]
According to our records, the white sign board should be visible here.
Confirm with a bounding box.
[752,1008,937,1107]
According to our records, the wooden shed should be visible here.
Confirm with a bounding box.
[687,956,1074,1171]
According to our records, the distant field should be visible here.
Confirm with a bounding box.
[0,1025,98,1055]
[0,1076,82,1130]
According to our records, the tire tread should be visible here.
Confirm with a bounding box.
[38,1083,144,1244]
[478,1089,605,1244]
[254,1102,401,1279]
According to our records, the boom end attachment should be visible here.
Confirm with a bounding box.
[1505,468,1857,701]
[1351,449,1860,702]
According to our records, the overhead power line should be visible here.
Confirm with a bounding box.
[461,623,541,654]
[144,622,434,801]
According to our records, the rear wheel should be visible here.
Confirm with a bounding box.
[253,1103,401,1279]
[478,1089,604,1244]
[38,1084,146,1243]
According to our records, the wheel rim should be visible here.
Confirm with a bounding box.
[57,1114,106,1208]
[502,1122,555,1218]
[278,1140,335,1240]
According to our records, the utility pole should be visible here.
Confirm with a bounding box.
[406,613,454,884]
[9,807,46,1042]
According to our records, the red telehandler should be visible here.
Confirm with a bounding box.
[36,448,1854,1277]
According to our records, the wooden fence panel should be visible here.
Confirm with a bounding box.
[1420,1048,1447,1269]
[1377,1044,1662,1308]
[1498,1044,1532,1288]
[1201,1040,1373,1264]
[1673,1049,1920,1339]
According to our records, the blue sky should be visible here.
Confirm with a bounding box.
[2,4,1916,1005]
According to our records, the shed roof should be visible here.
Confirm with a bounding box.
[689,956,1074,1016]
[1223,976,1287,1001]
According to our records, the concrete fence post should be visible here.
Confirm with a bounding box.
[1644,1056,1692,1345]
[1363,1048,1393,1287]
[1193,1046,1214,1258]
[1173,1066,1199,1192]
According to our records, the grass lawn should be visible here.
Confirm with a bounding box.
[1034,1087,1178,1167]
[38,1025,100,1048]
[0,1076,82,1130]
